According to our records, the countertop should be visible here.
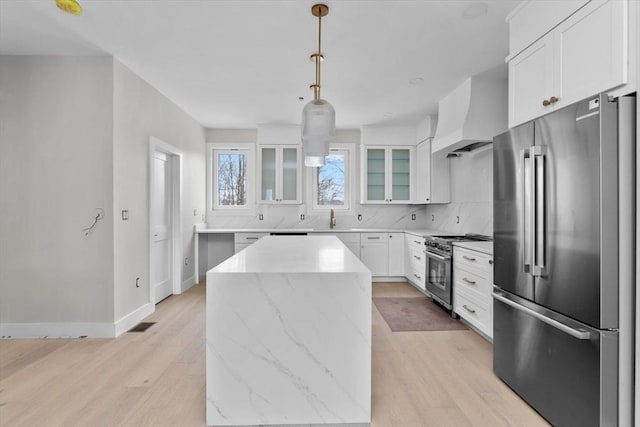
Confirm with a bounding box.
[195,225,452,238]
[452,241,493,255]
[209,235,370,273]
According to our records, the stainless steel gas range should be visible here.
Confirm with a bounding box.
[424,234,491,311]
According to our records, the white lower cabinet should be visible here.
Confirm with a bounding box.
[405,234,426,290]
[360,233,389,277]
[387,233,405,277]
[234,232,268,253]
[453,246,493,339]
[315,232,361,258]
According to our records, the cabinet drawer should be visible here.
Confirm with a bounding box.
[409,256,424,277]
[453,247,492,273]
[234,233,268,244]
[408,265,426,290]
[454,266,491,299]
[408,248,425,266]
[406,235,426,250]
[361,232,388,242]
[454,290,492,338]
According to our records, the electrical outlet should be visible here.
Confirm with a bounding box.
[456,216,460,224]
[357,214,362,221]
[135,277,140,288]
[300,214,305,220]
[121,210,129,220]
[411,213,416,220]
[259,214,264,220]
[184,257,189,266]
[431,214,435,222]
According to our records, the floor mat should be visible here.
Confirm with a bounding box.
[373,297,467,332]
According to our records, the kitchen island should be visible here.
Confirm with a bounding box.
[206,235,372,426]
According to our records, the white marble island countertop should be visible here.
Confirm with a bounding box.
[206,235,372,426]
[211,235,371,273]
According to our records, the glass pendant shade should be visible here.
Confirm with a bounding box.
[302,98,335,167]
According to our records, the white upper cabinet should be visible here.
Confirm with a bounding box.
[508,35,556,127]
[507,0,632,127]
[362,146,414,204]
[413,116,450,205]
[258,145,301,204]
[414,138,450,204]
[360,126,416,204]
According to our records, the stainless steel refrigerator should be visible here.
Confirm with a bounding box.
[493,93,636,427]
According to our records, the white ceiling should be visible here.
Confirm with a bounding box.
[0,0,518,129]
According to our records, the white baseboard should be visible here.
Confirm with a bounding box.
[114,303,155,337]
[181,275,196,293]
[372,277,407,283]
[1,303,156,339]
[0,322,116,339]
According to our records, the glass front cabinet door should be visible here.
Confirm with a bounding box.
[362,146,413,204]
[259,145,301,204]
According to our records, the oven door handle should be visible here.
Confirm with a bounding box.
[424,251,450,262]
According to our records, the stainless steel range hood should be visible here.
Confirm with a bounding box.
[432,66,508,156]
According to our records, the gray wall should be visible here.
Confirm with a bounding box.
[0,56,115,324]
[113,59,205,320]
[0,56,206,330]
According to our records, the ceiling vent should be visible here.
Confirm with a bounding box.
[432,66,507,156]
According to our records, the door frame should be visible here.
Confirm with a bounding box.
[149,136,183,305]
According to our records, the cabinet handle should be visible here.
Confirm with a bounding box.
[549,96,559,104]
[414,274,422,280]
[542,99,551,107]
[426,198,430,201]
[489,259,493,265]
[246,237,259,240]
[463,304,476,314]
[463,255,476,261]
[414,240,422,244]
[462,277,476,285]
[413,255,421,260]
[367,236,380,240]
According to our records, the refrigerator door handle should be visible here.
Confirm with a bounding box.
[492,291,591,340]
[520,148,533,273]
[532,146,546,276]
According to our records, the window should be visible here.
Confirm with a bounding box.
[208,144,254,212]
[311,147,352,211]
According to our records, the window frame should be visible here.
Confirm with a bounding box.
[206,143,255,214]
[307,145,355,213]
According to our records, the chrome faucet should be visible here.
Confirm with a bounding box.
[330,208,336,229]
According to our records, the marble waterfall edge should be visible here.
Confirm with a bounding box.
[206,236,372,427]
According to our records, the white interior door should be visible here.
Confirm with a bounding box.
[152,151,173,303]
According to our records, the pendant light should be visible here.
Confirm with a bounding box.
[55,0,83,15]
[302,3,336,167]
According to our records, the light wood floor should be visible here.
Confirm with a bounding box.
[0,281,549,427]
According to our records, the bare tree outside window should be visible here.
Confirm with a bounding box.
[317,153,345,206]
[217,153,247,206]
